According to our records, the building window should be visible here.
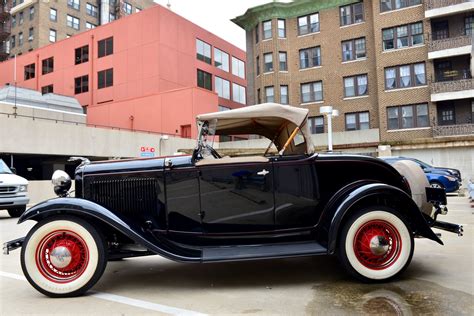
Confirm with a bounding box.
[342,37,366,62]
[98,37,113,58]
[29,6,34,20]
[215,77,230,99]
[86,3,98,17]
[24,63,35,80]
[232,83,246,104]
[12,15,16,28]
[197,69,212,91]
[109,12,116,21]
[49,8,57,22]
[280,85,288,104]
[309,116,324,134]
[340,2,364,26]
[67,15,80,30]
[75,45,89,65]
[301,81,323,103]
[344,74,368,97]
[49,29,56,42]
[18,32,23,46]
[299,46,321,69]
[387,104,429,130]
[263,20,272,39]
[264,86,274,103]
[10,36,15,48]
[385,63,426,90]
[136,7,141,13]
[67,0,80,10]
[279,52,287,71]
[75,75,89,94]
[278,19,286,38]
[345,112,369,131]
[465,16,474,35]
[383,22,423,50]
[257,88,261,104]
[98,68,113,89]
[28,27,34,41]
[232,57,245,78]
[19,11,23,25]
[256,56,260,75]
[214,48,229,72]
[42,57,54,75]
[124,2,132,15]
[86,22,96,29]
[298,12,319,35]
[380,0,421,12]
[255,24,259,43]
[196,39,211,64]
[264,53,273,73]
[41,85,54,95]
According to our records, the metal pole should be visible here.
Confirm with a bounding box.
[327,113,333,152]
[13,54,17,117]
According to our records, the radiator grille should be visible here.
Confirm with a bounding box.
[0,186,18,195]
[84,176,160,217]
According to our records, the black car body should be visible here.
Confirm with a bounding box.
[4,103,463,297]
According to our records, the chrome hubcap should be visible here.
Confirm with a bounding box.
[50,246,72,269]
[369,236,390,256]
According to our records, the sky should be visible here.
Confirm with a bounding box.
[153,0,291,51]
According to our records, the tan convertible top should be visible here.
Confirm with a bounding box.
[196,103,315,154]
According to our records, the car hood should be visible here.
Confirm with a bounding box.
[0,173,28,185]
[425,167,459,177]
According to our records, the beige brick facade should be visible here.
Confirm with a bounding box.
[235,0,474,146]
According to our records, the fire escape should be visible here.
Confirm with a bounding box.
[110,0,124,20]
[0,0,11,62]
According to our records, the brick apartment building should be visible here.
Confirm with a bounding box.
[233,0,474,152]
[0,4,247,138]
[0,0,156,61]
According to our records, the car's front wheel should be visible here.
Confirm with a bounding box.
[338,207,414,282]
[7,206,26,218]
[21,216,107,297]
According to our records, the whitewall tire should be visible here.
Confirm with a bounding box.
[338,208,414,282]
[21,216,107,297]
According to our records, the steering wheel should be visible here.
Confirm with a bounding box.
[206,145,222,159]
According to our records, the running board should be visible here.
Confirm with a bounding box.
[202,242,327,262]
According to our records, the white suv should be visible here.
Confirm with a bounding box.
[0,159,29,217]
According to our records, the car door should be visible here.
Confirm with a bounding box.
[198,161,274,234]
[272,155,320,230]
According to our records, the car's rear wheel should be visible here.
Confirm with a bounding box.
[338,207,414,282]
[21,216,107,297]
[7,206,26,218]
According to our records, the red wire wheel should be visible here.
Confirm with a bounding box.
[35,230,90,283]
[353,220,402,270]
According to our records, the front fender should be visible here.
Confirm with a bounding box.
[325,183,442,254]
[19,198,201,262]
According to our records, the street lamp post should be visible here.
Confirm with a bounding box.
[320,106,339,152]
[159,135,169,156]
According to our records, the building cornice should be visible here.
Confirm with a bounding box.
[232,0,360,31]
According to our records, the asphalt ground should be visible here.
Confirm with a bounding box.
[0,196,472,315]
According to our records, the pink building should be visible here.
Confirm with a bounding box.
[0,4,247,138]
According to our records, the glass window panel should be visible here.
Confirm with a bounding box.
[310,13,319,32]
[346,114,356,130]
[280,85,288,104]
[387,107,399,129]
[344,77,355,97]
[385,68,396,89]
[353,3,364,23]
[298,16,308,34]
[357,75,368,95]
[381,0,392,11]
[300,50,309,69]
[414,63,425,85]
[263,20,272,39]
[360,112,369,129]
[399,65,411,87]
[278,19,286,38]
[342,41,353,61]
[279,52,287,71]
[301,84,311,103]
[416,104,429,127]
[265,86,274,103]
[401,105,414,128]
[313,82,323,101]
[355,38,366,58]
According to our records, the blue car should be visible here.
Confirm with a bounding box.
[380,157,460,193]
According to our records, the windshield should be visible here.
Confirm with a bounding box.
[413,158,432,169]
[0,159,13,174]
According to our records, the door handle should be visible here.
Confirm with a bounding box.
[257,169,270,176]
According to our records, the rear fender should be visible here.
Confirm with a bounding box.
[321,183,442,254]
[19,198,201,262]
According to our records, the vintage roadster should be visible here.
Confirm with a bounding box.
[4,103,463,297]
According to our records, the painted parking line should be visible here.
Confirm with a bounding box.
[0,271,207,316]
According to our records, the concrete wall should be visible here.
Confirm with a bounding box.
[392,147,474,187]
[27,180,76,206]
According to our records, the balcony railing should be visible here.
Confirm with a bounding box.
[428,34,472,52]
[425,0,471,10]
[431,78,474,94]
[433,123,474,137]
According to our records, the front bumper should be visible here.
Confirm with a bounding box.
[425,187,463,236]
[0,195,29,209]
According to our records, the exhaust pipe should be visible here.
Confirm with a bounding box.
[432,220,464,236]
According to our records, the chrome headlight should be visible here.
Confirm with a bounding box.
[19,185,28,192]
[444,176,457,182]
[52,170,72,197]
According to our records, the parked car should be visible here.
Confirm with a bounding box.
[4,103,462,298]
[0,159,29,218]
[381,157,460,192]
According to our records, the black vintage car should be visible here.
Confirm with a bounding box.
[4,103,462,297]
